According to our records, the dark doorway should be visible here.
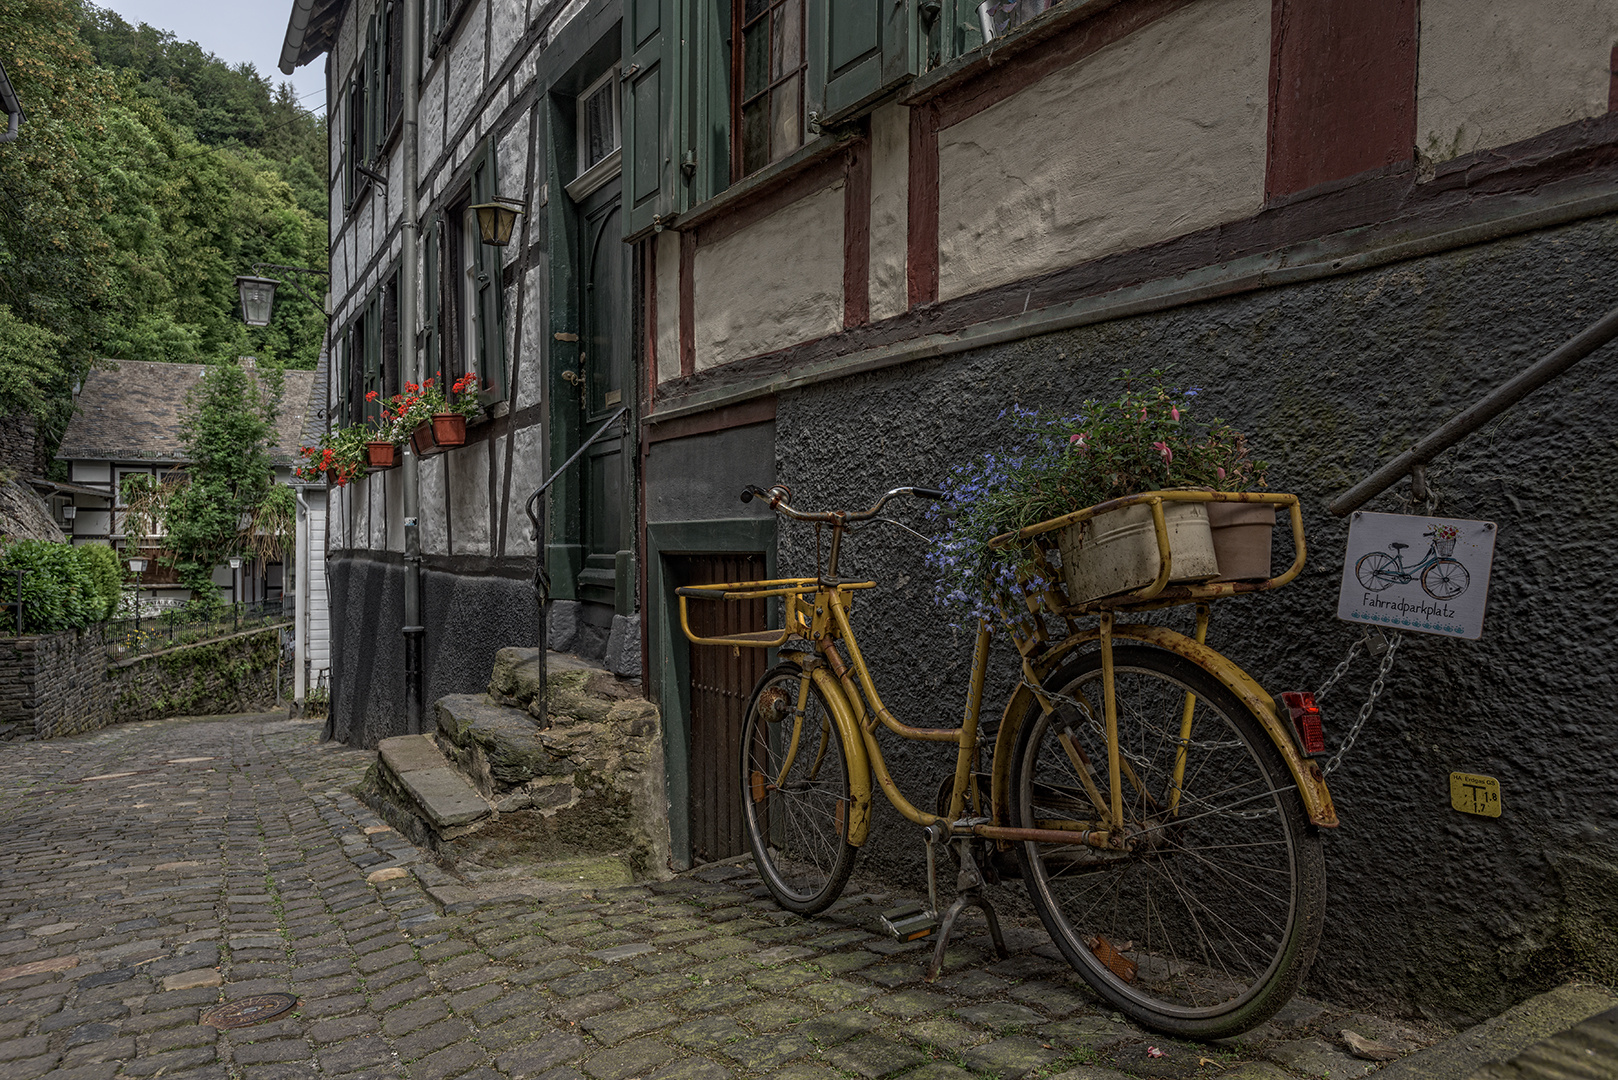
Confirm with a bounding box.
[671,551,769,863]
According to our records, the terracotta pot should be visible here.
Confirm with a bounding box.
[430,413,467,448]
[411,423,435,457]
[364,441,399,469]
[1057,500,1219,605]
[1207,500,1276,581]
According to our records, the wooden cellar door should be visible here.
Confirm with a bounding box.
[672,552,769,864]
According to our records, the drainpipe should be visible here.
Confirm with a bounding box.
[295,488,311,709]
[400,0,426,733]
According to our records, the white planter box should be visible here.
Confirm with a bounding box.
[1056,500,1219,605]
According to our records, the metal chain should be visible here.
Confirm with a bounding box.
[1322,632,1403,776]
[1312,636,1363,703]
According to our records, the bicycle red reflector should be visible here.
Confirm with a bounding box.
[1279,692,1326,756]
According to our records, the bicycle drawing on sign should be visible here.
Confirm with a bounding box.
[1354,524,1470,600]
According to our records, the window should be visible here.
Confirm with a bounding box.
[578,70,621,177]
[732,0,806,179]
[339,272,400,425]
[344,1,402,210]
[422,142,506,401]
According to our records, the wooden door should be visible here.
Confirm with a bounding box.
[577,177,632,607]
[673,552,769,863]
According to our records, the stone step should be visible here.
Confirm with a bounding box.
[1374,984,1618,1080]
[375,734,492,831]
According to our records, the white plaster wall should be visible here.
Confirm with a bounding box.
[366,472,388,550]
[655,229,681,383]
[1417,0,1618,164]
[448,14,488,144]
[447,447,491,554]
[329,486,349,551]
[936,0,1269,301]
[500,112,532,271]
[505,422,544,556]
[515,270,546,410]
[693,182,845,369]
[384,467,404,553]
[418,456,448,555]
[491,0,526,75]
[868,102,910,321]
[421,65,446,168]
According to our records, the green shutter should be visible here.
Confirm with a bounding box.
[812,0,918,124]
[422,214,439,383]
[622,0,682,236]
[472,140,507,398]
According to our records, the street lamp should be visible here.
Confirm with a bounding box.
[471,197,526,247]
[127,557,147,635]
[229,556,243,631]
[235,276,280,326]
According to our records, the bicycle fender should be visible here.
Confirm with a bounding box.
[988,627,1337,830]
[808,666,876,847]
[1111,624,1338,828]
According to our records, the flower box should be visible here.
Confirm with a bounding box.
[1056,500,1219,605]
[1207,500,1275,581]
[364,442,400,470]
[411,413,467,457]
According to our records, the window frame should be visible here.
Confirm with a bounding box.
[730,0,809,183]
[568,67,624,203]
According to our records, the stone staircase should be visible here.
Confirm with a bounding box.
[357,648,669,889]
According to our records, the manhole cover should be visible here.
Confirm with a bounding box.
[200,993,298,1029]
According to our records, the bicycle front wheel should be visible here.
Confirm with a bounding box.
[740,665,858,914]
[1010,646,1325,1039]
[1421,559,1469,600]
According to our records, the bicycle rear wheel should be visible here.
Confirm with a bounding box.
[740,665,858,914]
[1009,646,1325,1039]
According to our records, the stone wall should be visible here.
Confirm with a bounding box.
[0,415,45,478]
[0,627,113,739]
[108,626,286,726]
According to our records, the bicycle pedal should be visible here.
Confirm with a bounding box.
[879,903,940,942]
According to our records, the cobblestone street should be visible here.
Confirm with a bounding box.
[0,712,1438,1080]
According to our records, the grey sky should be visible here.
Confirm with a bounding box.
[97,1,328,114]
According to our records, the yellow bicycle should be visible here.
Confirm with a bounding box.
[677,484,1334,1039]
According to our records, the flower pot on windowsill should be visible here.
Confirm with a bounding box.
[364,442,400,470]
[1207,500,1276,581]
[411,414,468,457]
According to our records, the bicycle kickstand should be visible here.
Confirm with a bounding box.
[924,843,1010,982]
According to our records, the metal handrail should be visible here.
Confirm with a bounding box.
[520,406,630,724]
[1330,299,1618,516]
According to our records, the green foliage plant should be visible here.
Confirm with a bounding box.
[74,543,125,620]
[0,539,101,633]
[925,370,1265,626]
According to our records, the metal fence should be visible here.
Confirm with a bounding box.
[107,598,292,656]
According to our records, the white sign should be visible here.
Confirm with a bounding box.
[1337,512,1497,640]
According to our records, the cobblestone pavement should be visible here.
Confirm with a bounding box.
[0,713,1442,1080]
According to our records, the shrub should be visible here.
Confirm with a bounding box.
[0,539,102,634]
[74,543,125,620]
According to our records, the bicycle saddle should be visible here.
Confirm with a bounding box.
[1389,542,1408,551]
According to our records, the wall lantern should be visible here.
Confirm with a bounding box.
[127,557,147,574]
[228,556,243,570]
[471,197,527,247]
[235,276,280,327]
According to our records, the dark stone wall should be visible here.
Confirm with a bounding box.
[326,556,540,748]
[0,627,112,738]
[0,415,45,478]
[108,626,286,725]
[774,212,1618,1022]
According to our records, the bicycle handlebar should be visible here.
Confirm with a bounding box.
[739,484,943,523]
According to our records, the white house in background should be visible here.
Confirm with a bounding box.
[292,345,333,712]
[53,358,322,639]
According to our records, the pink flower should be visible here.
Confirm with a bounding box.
[1069,433,1087,448]
[1153,441,1173,464]
[1169,406,1181,421]
[1216,466,1226,480]
[1146,1047,1165,1059]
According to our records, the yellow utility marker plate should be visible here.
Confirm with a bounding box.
[1449,772,1501,817]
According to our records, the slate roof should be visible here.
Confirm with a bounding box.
[56,360,319,468]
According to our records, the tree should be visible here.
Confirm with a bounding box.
[122,361,288,611]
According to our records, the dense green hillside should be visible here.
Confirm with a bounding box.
[0,0,328,456]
